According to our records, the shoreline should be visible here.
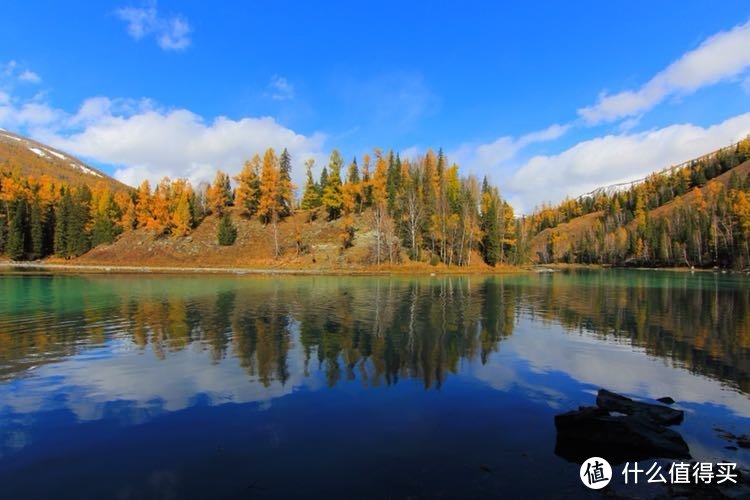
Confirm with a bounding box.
[0,261,529,276]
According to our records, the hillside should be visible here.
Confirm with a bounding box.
[75,207,494,272]
[529,138,750,268]
[0,129,129,192]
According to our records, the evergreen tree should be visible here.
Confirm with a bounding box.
[234,155,261,216]
[386,151,400,212]
[54,189,71,256]
[480,178,501,266]
[6,200,27,260]
[322,149,344,220]
[300,159,321,210]
[91,191,121,246]
[66,186,91,257]
[217,213,237,246]
[278,148,294,217]
[29,197,44,259]
[0,211,6,254]
[318,166,329,198]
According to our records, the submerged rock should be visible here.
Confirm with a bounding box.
[597,389,684,425]
[656,396,675,405]
[554,389,690,465]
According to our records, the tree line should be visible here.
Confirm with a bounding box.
[0,146,518,266]
[527,137,750,269]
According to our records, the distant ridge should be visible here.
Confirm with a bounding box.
[0,129,130,192]
[577,140,747,201]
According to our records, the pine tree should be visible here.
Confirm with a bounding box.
[480,178,501,266]
[300,159,321,210]
[91,189,121,246]
[0,210,6,255]
[29,197,44,259]
[322,149,344,220]
[361,154,373,208]
[217,213,237,246]
[278,148,294,217]
[54,189,72,256]
[318,166,329,199]
[66,186,91,257]
[234,155,261,216]
[7,200,27,261]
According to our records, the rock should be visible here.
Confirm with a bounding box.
[597,389,684,425]
[656,396,675,405]
[726,445,739,451]
[555,405,691,464]
[738,435,750,449]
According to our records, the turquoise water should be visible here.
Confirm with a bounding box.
[0,270,748,498]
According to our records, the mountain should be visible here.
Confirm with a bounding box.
[527,137,750,268]
[0,129,129,192]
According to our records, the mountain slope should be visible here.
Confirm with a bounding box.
[528,139,750,266]
[0,129,129,192]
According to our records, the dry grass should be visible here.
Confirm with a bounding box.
[73,207,516,274]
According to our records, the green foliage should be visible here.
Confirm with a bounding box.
[6,200,27,260]
[29,198,44,260]
[300,160,321,210]
[0,211,6,254]
[217,213,237,246]
[322,150,344,220]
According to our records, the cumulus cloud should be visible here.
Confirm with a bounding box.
[267,75,295,101]
[450,123,569,173]
[29,97,326,188]
[579,18,750,124]
[0,99,64,128]
[116,4,192,51]
[507,113,750,212]
[18,70,41,84]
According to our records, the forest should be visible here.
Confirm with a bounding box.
[3,137,750,269]
[525,137,750,269]
[0,147,517,267]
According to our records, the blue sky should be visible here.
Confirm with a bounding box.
[1,1,750,212]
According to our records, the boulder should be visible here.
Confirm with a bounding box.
[597,389,684,425]
[555,405,691,464]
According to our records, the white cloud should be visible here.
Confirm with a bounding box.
[450,123,569,174]
[579,19,750,124]
[18,70,41,84]
[116,4,192,51]
[507,113,750,212]
[0,99,63,128]
[27,97,326,188]
[267,75,295,101]
[742,76,750,94]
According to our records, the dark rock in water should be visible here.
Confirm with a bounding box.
[656,396,675,405]
[555,405,691,464]
[597,389,683,425]
[726,445,739,451]
[738,435,750,449]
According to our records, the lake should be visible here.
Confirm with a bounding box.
[0,270,749,498]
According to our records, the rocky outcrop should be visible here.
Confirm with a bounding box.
[554,389,690,464]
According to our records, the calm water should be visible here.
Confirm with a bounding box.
[0,270,749,498]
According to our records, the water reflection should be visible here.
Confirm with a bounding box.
[1,271,748,394]
[1,271,750,497]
